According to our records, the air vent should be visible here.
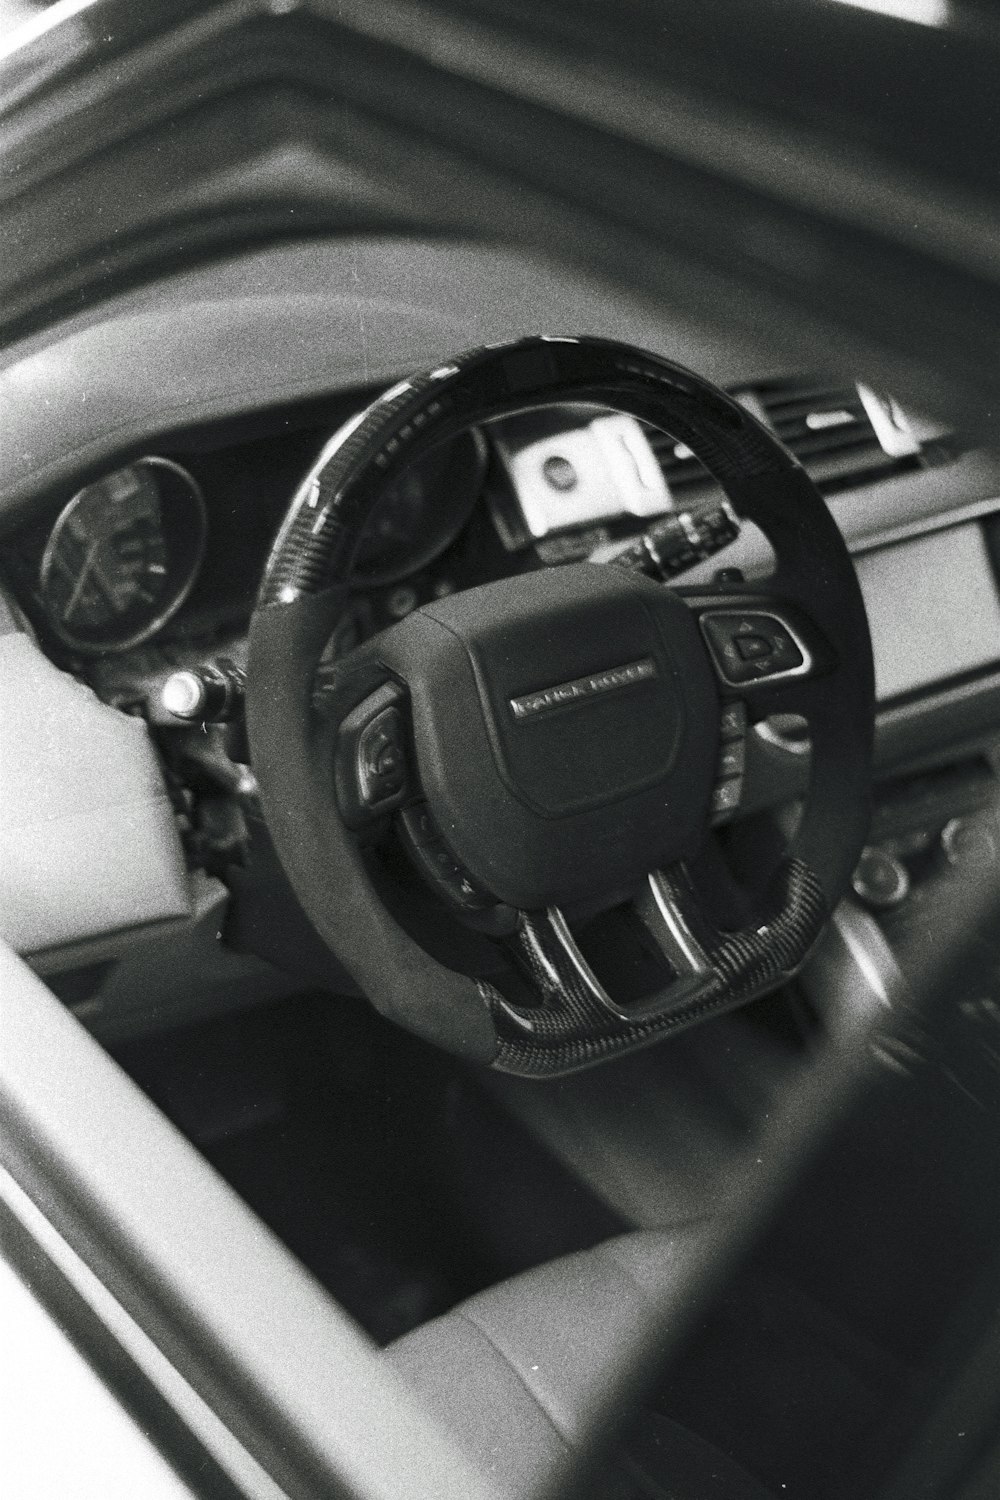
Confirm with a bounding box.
[646,375,924,495]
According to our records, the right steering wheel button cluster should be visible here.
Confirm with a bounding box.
[700,611,807,686]
[710,699,748,825]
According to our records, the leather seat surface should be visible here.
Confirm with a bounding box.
[386,1228,773,1498]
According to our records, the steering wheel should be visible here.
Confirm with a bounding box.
[246,337,874,1076]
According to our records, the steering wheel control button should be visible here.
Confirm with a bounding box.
[719,701,748,740]
[710,776,743,823]
[709,700,747,824]
[852,846,910,910]
[335,684,411,825]
[700,612,806,686]
[399,804,493,911]
[717,739,746,780]
[734,633,773,662]
[357,708,406,805]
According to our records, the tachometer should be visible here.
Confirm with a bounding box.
[39,457,207,653]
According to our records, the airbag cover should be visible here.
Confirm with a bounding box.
[379,564,719,909]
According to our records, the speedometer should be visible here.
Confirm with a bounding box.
[38,457,207,653]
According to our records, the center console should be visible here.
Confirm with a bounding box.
[854,752,1000,923]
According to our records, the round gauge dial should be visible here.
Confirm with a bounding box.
[39,457,207,653]
[350,428,488,586]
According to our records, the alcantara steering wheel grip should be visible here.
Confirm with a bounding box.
[246,337,875,1076]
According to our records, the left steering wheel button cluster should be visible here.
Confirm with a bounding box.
[701,612,805,686]
[336,684,411,824]
[357,707,407,805]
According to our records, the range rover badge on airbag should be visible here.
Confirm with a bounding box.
[510,657,657,720]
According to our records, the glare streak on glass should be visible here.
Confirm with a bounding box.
[0,0,98,61]
[825,0,951,27]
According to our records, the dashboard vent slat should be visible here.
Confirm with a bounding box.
[646,373,927,496]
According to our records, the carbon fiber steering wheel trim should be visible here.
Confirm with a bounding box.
[257,337,790,607]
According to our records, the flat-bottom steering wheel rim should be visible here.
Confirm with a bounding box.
[246,336,875,1073]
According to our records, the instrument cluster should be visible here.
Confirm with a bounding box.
[12,400,693,669]
[15,425,490,659]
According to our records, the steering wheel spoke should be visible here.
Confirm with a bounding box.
[483,846,828,1076]
[514,889,715,1026]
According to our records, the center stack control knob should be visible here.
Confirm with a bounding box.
[851,846,910,911]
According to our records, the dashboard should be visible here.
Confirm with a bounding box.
[2,235,1000,1038]
[6,379,1000,734]
[3,402,493,693]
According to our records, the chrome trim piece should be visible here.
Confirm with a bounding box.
[543,874,713,1024]
[754,716,812,756]
[539,888,710,1032]
[545,907,617,1002]
[509,656,657,720]
[641,871,711,976]
[856,382,921,459]
[805,408,854,432]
